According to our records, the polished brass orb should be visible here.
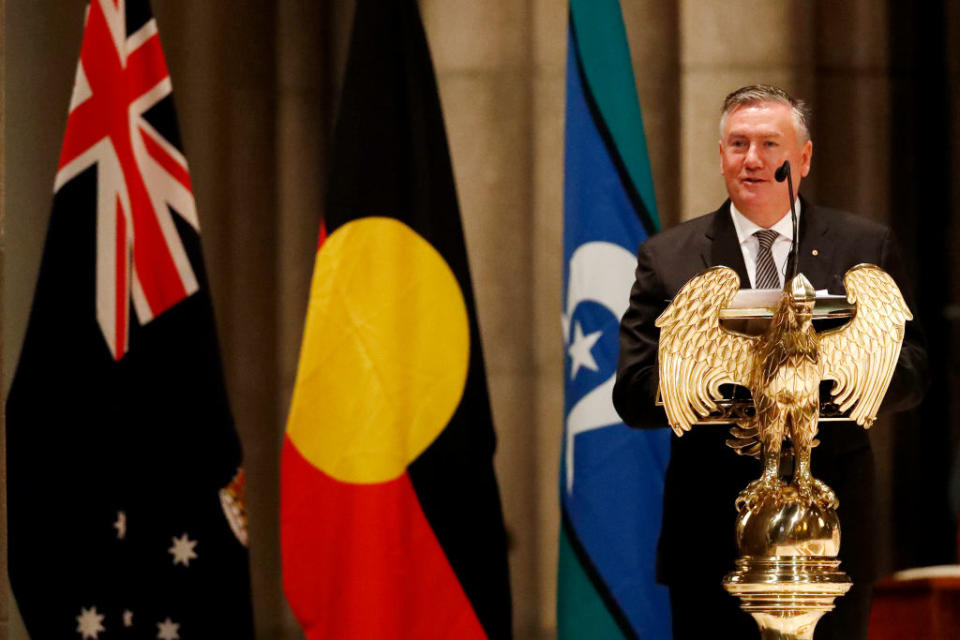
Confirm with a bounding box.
[735,484,840,558]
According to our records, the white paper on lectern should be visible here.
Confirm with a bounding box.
[729,289,846,309]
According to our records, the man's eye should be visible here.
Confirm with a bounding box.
[765,141,778,147]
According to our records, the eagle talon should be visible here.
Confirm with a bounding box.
[812,478,839,510]
[793,477,838,510]
[736,476,784,512]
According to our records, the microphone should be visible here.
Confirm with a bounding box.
[775,161,799,283]
[775,162,789,183]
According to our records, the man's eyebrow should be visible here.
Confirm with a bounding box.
[725,129,783,139]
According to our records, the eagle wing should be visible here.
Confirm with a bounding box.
[655,266,759,435]
[819,264,913,428]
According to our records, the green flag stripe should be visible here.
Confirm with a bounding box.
[569,0,660,232]
[557,513,639,639]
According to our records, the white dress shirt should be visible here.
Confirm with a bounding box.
[729,201,800,288]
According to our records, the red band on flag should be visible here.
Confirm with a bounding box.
[140,126,192,191]
[280,436,487,640]
[316,219,327,251]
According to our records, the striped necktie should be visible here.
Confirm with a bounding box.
[753,229,781,289]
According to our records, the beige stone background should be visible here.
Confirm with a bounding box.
[2,1,959,639]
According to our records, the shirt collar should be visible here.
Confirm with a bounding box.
[729,200,801,246]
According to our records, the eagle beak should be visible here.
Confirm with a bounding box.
[789,273,816,302]
[789,273,816,318]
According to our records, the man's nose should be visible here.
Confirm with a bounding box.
[744,143,763,168]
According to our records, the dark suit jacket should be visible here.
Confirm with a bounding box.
[613,199,929,585]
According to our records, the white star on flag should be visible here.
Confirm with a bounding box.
[168,533,198,566]
[114,510,126,539]
[76,606,105,639]
[157,617,180,640]
[567,321,602,379]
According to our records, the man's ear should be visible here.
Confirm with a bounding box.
[718,139,724,175]
[800,140,813,177]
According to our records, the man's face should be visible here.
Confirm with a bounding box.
[719,101,813,224]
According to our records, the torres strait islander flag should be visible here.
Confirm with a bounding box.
[280,1,512,639]
[6,1,254,639]
[559,1,671,638]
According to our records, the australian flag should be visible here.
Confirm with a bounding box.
[558,1,671,639]
[6,1,254,638]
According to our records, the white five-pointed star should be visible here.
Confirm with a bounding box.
[157,617,180,640]
[168,533,198,566]
[123,610,134,627]
[567,321,603,379]
[114,511,127,539]
[76,606,105,639]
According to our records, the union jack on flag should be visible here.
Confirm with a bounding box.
[56,0,199,359]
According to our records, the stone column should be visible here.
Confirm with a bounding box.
[813,1,892,221]
[420,1,539,635]
[273,2,332,638]
[156,4,283,637]
[812,0,897,578]
[679,0,815,220]
[530,1,564,634]
[621,1,681,229]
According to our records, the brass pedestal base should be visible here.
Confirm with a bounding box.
[724,557,852,639]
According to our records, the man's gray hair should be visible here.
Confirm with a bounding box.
[719,85,811,142]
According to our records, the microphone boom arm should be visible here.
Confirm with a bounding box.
[775,161,799,283]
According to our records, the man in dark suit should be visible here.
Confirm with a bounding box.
[613,85,928,640]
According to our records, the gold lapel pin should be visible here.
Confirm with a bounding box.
[811,249,819,256]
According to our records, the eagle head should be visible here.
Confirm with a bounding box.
[787,273,816,325]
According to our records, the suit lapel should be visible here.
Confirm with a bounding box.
[794,199,839,292]
[702,201,752,288]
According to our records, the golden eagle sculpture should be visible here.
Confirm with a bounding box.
[655,264,912,510]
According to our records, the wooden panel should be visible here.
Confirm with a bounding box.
[868,576,960,640]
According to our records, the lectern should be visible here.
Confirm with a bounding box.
[655,265,911,639]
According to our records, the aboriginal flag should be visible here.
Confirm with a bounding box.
[280,0,512,639]
[6,2,254,638]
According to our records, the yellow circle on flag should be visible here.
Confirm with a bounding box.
[286,217,470,484]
